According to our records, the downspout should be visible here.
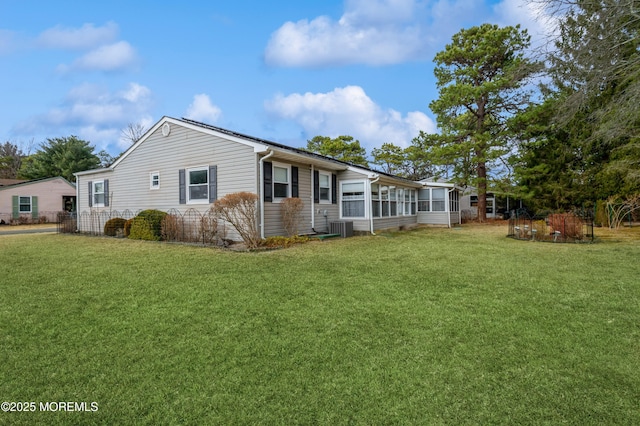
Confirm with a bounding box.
[75,174,80,231]
[311,163,315,232]
[259,149,274,239]
[447,188,454,228]
[369,175,380,235]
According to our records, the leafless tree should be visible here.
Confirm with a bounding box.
[120,122,148,145]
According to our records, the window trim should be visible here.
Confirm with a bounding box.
[272,162,291,203]
[187,165,209,204]
[318,170,332,204]
[150,171,160,190]
[18,196,32,213]
[93,180,105,208]
[340,179,367,219]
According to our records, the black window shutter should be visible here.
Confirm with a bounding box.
[179,169,186,204]
[263,161,272,202]
[209,165,217,203]
[88,181,93,207]
[104,179,109,207]
[313,170,319,203]
[332,174,337,204]
[291,166,299,198]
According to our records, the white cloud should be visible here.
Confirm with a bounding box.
[58,41,138,72]
[13,82,155,152]
[184,94,222,123]
[265,85,435,150]
[264,0,432,67]
[264,0,554,68]
[37,22,119,50]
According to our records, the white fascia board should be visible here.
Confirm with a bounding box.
[74,167,113,177]
[421,181,455,188]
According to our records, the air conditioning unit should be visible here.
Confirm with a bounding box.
[330,221,353,238]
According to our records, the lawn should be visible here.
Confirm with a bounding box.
[1,225,639,425]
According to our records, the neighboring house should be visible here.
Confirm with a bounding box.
[74,117,460,239]
[460,187,523,220]
[0,177,76,223]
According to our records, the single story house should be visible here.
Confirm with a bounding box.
[460,187,524,220]
[0,177,76,224]
[74,116,460,239]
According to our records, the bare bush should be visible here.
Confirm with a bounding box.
[213,192,261,248]
[280,197,304,236]
[161,214,181,241]
[605,194,640,229]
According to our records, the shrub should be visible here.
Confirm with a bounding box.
[280,197,304,236]
[124,219,134,237]
[136,209,167,238]
[104,218,127,237]
[161,214,181,242]
[548,213,584,240]
[128,217,158,241]
[213,192,261,249]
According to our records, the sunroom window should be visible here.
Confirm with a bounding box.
[371,183,380,218]
[341,182,365,218]
[432,188,446,211]
[418,189,430,211]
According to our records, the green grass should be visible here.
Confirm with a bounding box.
[1,226,639,425]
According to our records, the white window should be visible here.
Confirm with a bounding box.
[150,171,160,190]
[188,167,209,203]
[404,189,416,215]
[418,189,430,212]
[319,172,331,203]
[341,181,365,218]
[19,196,32,213]
[371,183,380,218]
[390,187,398,216]
[449,190,459,212]
[381,185,389,216]
[432,188,446,211]
[93,181,105,207]
[273,164,290,200]
[404,189,411,215]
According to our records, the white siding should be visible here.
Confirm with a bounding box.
[417,212,453,226]
[77,123,257,236]
[263,161,340,237]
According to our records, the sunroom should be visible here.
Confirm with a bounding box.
[417,181,461,227]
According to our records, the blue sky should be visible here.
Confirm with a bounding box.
[1,0,554,156]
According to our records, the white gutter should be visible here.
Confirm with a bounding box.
[310,163,315,231]
[369,175,380,235]
[259,149,274,239]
